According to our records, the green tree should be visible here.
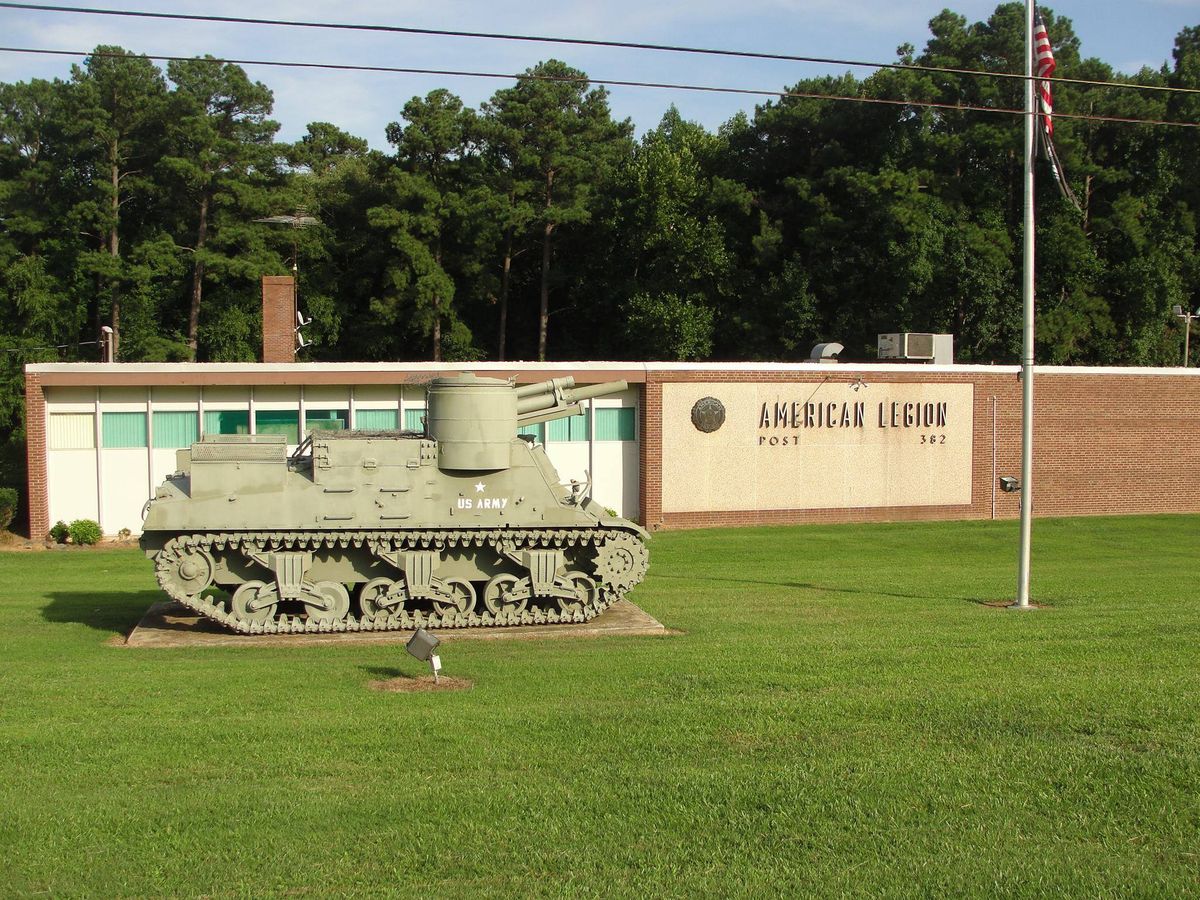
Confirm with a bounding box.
[474,113,536,360]
[68,46,169,358]
[483,61,632,360]
[286,122,380,361]
[0,77,84,362]
[598,108,749,359]
[291,120,369,177]
[161,57,279,358]
[371,89,480,361]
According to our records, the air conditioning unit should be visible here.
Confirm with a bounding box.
[878,332,936,360]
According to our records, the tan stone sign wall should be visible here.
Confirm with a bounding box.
[661,381,974,513]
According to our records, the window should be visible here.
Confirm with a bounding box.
[546,411,590,442]
[516,422,545,443]
[102,411,147,448]
[203,410,250,435]
[595,407,636,441]
[537,409,634,442]
[48,413,95,450]
[152,411,199,449]
[255,410,299,444]
[356,409,398,430]
[403,408,426,432]
[306,408,349,433]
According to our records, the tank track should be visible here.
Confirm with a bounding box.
[153,527,647,635]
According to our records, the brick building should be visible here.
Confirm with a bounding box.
[23,359,1200,537]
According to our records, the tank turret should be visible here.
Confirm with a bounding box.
[140,373,649,634]
[426,373,628,470]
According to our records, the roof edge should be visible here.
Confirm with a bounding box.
[25,360,1200,379]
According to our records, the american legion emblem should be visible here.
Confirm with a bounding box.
[690,397,726,433]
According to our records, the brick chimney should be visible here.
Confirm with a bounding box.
[261,275,296,363]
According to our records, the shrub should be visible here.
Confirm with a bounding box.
[68,519,102,546]
[0,486,16,530]
[49,521,69,543]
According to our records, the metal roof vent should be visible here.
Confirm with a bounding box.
[809,342,843,363]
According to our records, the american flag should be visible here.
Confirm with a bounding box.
[1034,10,1056,135]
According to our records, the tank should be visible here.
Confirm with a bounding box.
[139,374,649,634]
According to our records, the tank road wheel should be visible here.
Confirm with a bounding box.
[433,578,477,617]
[359,577,407,619]
[230,580,278,625]
[305,581,351,624]
[163,548,215,598]
[592,534,650,592]
[483,574,529,616]
[558,570,598,615]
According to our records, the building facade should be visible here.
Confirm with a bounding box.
[23,361,1200,537]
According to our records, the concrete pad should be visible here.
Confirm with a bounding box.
[121,599,669,649]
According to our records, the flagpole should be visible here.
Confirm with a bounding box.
[1014,0,1036,609]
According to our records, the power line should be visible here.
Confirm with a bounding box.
[1,1,1197,98]
[3,340,100,353]
[2,45,1197,129]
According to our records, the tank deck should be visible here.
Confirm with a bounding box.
[120,599,670,648]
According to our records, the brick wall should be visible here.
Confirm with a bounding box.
[638,380,663,527]
[261,275,296,363]
[642,368,1200,530]
[23,370,48,538]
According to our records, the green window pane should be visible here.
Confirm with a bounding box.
[203,410,250,435]
[102,411,147,448]
[306,408,348,432]
[404,408,426,431]
[256,410,299,444]
[595,407,636,441]
[572,411,590,441]
[356,409,398,430]
[516,422,545,442]
[547,411,590,442]
[152,411,199,448]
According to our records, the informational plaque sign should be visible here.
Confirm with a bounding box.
[661,381,974,513]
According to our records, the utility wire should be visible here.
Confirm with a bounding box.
[2,46,1197,129]
[0,1,1197,98]
[3,340,100,353]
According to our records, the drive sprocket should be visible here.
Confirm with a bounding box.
[592,533,649,592]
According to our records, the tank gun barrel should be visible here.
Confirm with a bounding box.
[566,380,629,404]
[516,378,573,414]
[515,376,574,401]
[516,379,629,426]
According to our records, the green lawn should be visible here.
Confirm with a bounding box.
[2,516,1199,897]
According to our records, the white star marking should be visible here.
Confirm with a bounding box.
[474,481,486,493]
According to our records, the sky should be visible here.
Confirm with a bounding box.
[0,1,1197,149]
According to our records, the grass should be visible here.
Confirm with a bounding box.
[1,515,1199,897]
